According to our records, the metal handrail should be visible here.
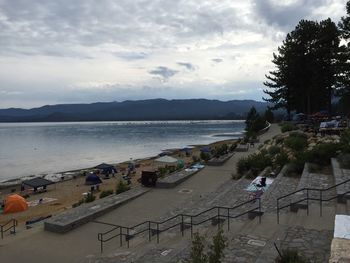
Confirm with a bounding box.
[0,218,18,239]
[277,179,350,224]
[97,197,261,252]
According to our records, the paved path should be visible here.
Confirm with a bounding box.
[0,124,281,263]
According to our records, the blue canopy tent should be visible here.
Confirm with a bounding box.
[94,163,117,177]
[85,173,102,185]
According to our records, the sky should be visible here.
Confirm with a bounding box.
[0,0,348,108]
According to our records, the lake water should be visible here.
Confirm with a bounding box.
[0,120,245,181]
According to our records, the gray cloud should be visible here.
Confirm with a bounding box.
[0,0,244,57]
[149,66,179,79]
[113,51,148,60]
[212,58,223,63]
[177,62,196,71]
[253,0,328,30]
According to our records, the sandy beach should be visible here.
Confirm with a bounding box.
[0,138,237,225]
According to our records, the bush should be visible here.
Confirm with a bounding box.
[99,189,114,198]
[268,145,281,155]
[236,152,272,176]
[229,143,237,152]
[200,151,211,161]
[275,151,290,168]
[85,192,96,203]
[306,143,341,166]
[284,135,308,152]
[192,155,200,163]
[188,229,227,263]
[281,123,298,133]
[116,180,130,194]
[275,136,285,145]
[237,157,250,175]
[208,229,227,263]
[189,233,207,263]
[340,129,350,153]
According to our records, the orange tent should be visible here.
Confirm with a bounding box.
[4,194,28,214]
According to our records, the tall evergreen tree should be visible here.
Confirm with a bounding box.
[338,0,350,115]
[264,19,343,115]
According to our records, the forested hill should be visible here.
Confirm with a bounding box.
[0,99,268,122]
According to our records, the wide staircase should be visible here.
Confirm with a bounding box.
[88,159,350,263]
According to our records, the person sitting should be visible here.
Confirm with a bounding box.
[256,177,266,188]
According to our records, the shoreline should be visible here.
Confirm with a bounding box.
[0,136,241,189]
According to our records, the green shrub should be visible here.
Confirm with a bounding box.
[275,151,290,167]
[236,152,272,176]
[277,249,308,263]
[229,143,237,152]
[231,172,243,180]
[284,136,308,152]
[275,137,285,145]
[308,143,341,165]
[237,157,250,175]
[99,189,114,198]
[340,129,350,153]
[268,145,281,155]
[208,229,227,263]
[281,123,298,133]
[188,229,227,263]
[116,180,130,194]
[85,192,96,203]
[192,155,200,163]
[189,233,207,263]
[200,152,211,161]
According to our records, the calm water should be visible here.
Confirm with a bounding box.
[0,120,244,181]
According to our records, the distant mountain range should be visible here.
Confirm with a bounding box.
[0,99,269,122]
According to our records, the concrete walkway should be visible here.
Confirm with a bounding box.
[0,124,281,263]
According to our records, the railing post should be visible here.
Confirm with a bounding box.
[148,221,151,242]
[181,215,184,237]
[98,233,103,253]
[190,216,193,239]
[320,190,323,217]
[306,189,309,216]
[227,208,230,231]
[13,219,16,234]
[217,207,220,230]
[119,227,123,247]
[127,227,130,248]
[258,198,261,224]
[1,225,3,239]
[277,199,279,224]
[156,223,159,244]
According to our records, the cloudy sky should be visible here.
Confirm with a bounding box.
[0,0,348,108]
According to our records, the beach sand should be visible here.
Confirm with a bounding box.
[0,139,237,225]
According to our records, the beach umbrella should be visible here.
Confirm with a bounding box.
[155,155,178,164]
[85,173,102,185]
[3,194,28,214]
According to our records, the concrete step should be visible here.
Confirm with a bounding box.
[293,204,335,230]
